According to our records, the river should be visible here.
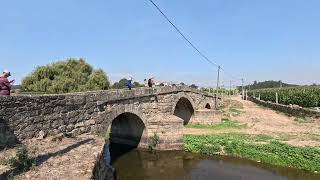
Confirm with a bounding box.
[104,143,320,180]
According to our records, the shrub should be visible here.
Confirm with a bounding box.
[148,133,160,151]
[22,58,110,93]
[6,145,36,172]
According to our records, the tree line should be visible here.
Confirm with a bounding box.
[20,58,199,94]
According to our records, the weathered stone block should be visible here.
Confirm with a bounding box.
[75,122,85,128]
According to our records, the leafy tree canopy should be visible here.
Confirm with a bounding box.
[22,58,110,93]
[190,84,198,89]
[112,78,144,89]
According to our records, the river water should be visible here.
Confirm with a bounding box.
[104,144,320,180]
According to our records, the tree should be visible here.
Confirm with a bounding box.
[239,80,299,91]
[112,79,144,89]
[112,79,128,89]
[190,84,198,89]
[22,58,110,93]
[133,82,144,88]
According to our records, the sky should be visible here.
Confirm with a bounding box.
[1,0,320,87]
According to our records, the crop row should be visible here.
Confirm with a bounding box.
[248,86,320,108]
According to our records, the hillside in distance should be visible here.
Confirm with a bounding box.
[243,80,299,90]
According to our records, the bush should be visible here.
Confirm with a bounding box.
[22,58,110,93]
[6,145,36,172]
[148,133,160,151]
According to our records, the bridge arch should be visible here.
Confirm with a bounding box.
[98,107,148,149]
[205,103,212,109]
[109,112,146,148]
[172,95,195,125]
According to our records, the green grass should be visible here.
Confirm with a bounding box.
[185,118,247,130]
[294,117,315,123]
[277,133,320,142]
[228,108,243,116]
[184,133,320,173]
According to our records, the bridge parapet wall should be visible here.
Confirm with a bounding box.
[0,87,221,150]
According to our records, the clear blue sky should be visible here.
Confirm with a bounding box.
[1,0,319,87]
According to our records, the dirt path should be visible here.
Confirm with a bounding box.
[0,134,104,180]
[185,96,320,147]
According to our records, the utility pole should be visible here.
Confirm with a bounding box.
[215,66,221,109]
[229,80,232,99]
[241,78,244,100]
[230,81,232,91]
[216,66,221,91]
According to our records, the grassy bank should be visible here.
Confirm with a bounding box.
[185,118,247,130]
[184,133,320,173]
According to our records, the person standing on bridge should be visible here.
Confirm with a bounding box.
[0,70,14,96]
[148,78,153,88]
[127,77,133,90]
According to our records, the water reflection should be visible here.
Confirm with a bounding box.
[104,144,320,180]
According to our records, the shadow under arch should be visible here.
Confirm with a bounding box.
[173,97,195,125]
[109,112,146,147]
[105,112,147,165]
[0,117,20,150]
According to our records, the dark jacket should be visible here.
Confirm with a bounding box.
[0,77,11,96]
[148,79,153,87]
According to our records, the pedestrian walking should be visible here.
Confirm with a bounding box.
[127,77,133,90]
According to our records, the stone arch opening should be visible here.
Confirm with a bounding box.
[205,103,211,109]
[106,112,147,164]
[109,112,146,148]
[174,97,195,125]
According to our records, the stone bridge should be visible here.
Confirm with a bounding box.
[0,87,222,150]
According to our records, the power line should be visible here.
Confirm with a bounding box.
[148,0,219,67]
[147,0,245,87]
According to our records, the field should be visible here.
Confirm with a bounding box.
[184,97,320,173]
[248,86,320,108]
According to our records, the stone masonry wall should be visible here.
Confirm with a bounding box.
[91,145,115,180]
[248,96,320,118]
[0,86,220,150]
[191,110,222,125]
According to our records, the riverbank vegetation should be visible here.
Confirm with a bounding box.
[185,118,247,130]
[184,133,320,173]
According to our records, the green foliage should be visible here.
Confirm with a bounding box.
[249,86,320,107]
[189,84,198,89]
[202,88,239,96]
[228,108,243,116]
[243,80,298,90]
[22,58,110,93]
[185,119,247,130]
[105,127,111,144]
[184,134,320,172]
[133,82,144,88]
[148,133,160,151]
[294,117,314,123]
[112,78,128,89]
[6,145,36,173]
[112,78,144,89]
